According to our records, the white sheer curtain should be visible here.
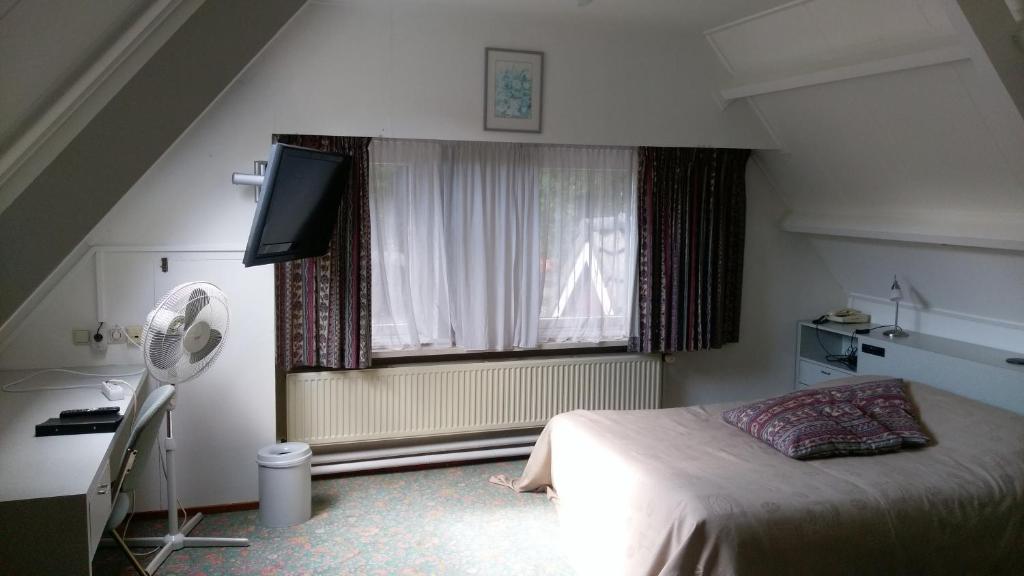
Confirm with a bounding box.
[370,139,636,352]
[444,142,541,351]
[537,146,638,343]
[369,139,451,350]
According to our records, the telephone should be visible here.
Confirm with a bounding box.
[826,308,870,324]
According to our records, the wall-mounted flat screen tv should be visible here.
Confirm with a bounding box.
[243,143,351,267]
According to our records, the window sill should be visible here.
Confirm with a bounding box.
[371,341,630,366]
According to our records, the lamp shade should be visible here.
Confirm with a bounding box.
[889,276,903,302]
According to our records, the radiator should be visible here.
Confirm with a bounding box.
[287,354,661,446]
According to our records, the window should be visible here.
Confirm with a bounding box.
[369,140,449,351]
[370,139,637,353]
[537,147,637,344]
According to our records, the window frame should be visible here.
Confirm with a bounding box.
[369,140,637,355]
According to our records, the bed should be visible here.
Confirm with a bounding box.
[493,376,1024,575]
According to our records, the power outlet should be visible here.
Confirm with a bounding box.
[91,328,108,353]
[126,325,143,345]
[109,326,126,344]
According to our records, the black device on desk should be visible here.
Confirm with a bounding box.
[36,406,123,436]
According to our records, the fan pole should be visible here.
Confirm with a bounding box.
[165,410,179,536]
[116,281,248,573]
[121,406,250,575]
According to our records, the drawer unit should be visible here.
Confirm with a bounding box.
[797,359,853,388]
[86,462,112,560]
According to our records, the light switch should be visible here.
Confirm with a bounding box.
[72,329,91,345]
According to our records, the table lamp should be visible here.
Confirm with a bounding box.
[882,276,908,338]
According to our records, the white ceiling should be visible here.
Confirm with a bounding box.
[704,0,1024,322]
[755,59,1024,216]
[0,0,152,148]
[707,0,957,80]
[311,0,794,30]
[705,0,1024,221]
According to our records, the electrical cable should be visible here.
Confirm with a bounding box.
[5,330,153,560]
[4,370,144,450]
[4,364,153,558]
[120,325,191,551]
[157,433,190,532]
[120,493,161,558]
[114,324,161,556]
[118,324,144,350]
[814,324,857,370]
[105,378,141,436]
[1,368,144,393]
[2,322,144,394]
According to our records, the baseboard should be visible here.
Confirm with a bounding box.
[312,454,529,481]
[130,500,258,520]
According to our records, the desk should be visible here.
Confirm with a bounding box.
[0,366,143,576]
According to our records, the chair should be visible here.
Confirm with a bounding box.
[106,384,176,576]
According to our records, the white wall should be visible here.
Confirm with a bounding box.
[0,0,835,506]
[0,248,275,512]
[661,161,845,407]
[89,0,776,249]
[817,238,1024,353]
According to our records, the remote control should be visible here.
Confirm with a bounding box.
[59,407,121,419]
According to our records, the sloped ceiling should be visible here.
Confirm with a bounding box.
[707,0,1024,234]
[0,0,306,325]
[4,0,1021,330]
[704,0,1024,322]
[0,0,146,146]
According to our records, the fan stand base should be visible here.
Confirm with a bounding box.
[121,513,249,574]
[107,408,249,575]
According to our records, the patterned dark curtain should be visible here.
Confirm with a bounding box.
[274,135,372,371]
[630,147,750,353]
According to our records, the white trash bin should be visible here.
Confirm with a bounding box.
[257,442,312,527]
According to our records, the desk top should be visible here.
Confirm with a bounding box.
[0,366,144,502]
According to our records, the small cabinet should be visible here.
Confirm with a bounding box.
[794,320,1024,414]
[795,322,861,389]
[797,359,853,388]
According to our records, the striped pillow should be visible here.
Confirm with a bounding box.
[722,378,930,460]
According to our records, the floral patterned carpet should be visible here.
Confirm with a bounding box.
[94,459,574,576]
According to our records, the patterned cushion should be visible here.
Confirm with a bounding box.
[721,378,930,460]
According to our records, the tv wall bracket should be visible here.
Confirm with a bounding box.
[231,160,268,203]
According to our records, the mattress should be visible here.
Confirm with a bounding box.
[495,377,1024,575]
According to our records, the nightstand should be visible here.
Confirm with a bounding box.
[794,320,1024,414]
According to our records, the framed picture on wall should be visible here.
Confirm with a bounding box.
[484,48,543,133]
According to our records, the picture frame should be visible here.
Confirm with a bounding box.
[484,48,543,133]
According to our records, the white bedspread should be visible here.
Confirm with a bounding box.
[492,378,1024,575]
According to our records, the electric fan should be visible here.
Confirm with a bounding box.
[121,281,248,572]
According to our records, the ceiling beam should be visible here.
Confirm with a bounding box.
[719,42,971,101]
